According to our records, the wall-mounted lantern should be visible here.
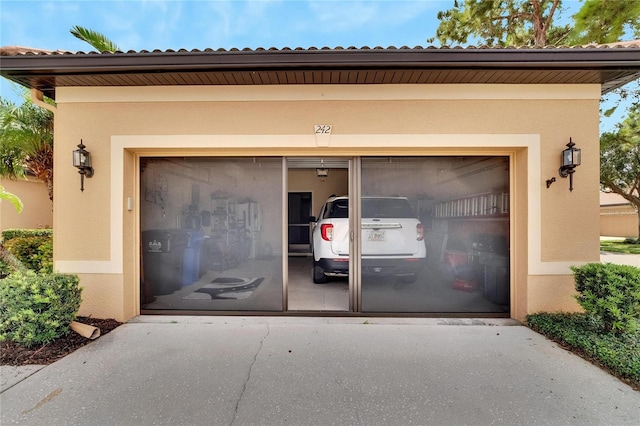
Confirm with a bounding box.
[72,140,94,191]
[558,138,581,191]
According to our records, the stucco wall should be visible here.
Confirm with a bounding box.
[51,84,601,321]
[600,206,638,238]
[0,177,52,231]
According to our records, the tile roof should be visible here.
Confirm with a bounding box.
[3,40,640,56]
[2,42,639,100]
[600,192,634,206]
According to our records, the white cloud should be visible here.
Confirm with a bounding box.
[307,0,378,32]
[197,1,282,49]
[305,0,437,34]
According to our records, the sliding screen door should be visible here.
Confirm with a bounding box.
[360,156,510,314]
[140,157,283,312]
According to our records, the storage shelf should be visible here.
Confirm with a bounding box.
[435,192,509,219]
[436,215,509,222]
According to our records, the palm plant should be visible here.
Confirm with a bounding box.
[0,185,26,276]
[0,184,23,213]
[0,90,55,201]
[70,25,120,52]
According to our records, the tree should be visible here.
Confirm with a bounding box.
[427,0,570,47]
[70,26,120,52]
[0,90,55,201]
[429,0,640,48]
[428,0,640,109]
[568,0,640,45]
[568,0,640,119]
[600,103,640,239]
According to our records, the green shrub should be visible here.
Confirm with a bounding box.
[3,233,53,274]
[0,260,10,279]
[0,271,82,347]
[572,263,640,334]
[623,237,640,245]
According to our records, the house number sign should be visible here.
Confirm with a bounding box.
[314,125,332,134]
[314,125,332,146]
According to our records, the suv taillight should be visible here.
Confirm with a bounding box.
[321,224,334,241]
[416,223,424,241]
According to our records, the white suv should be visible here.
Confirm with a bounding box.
[311,195,426,284]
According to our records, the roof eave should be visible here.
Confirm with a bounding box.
[2,46,639,99]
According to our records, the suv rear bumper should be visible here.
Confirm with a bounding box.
[317,258,349,277]
[362,258,424,276]
[317,257,424,276]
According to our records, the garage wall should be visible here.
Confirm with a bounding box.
[600,206,638,238]
[52,84,601,321]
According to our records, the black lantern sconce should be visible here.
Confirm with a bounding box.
[558,138,581,191]
[72,140,94,191]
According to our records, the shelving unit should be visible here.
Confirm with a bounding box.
[206,197,241,270]
[203,197,262,270]
[211,197,236,232]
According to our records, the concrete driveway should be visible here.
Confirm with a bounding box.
[1,316,638,426]
[600,251,640,267]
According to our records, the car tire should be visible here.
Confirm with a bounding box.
[312,264,328,284]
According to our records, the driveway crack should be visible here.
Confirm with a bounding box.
[230,323,270,426]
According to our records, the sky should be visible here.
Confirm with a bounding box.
[0,0,632,131]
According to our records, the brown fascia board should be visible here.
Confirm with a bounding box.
[2,47,640,70]
[1,46,639,95]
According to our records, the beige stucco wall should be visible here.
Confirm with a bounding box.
[51,84,601,322]
[600,205,638,238]
[0,176,52,232]
[527,274,581,314]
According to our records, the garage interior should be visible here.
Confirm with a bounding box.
[140,156,510,315]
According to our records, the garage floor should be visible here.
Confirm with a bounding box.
[287,256,349,311]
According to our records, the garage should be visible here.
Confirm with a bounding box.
[140,155,510,315]
[4,43,636,322]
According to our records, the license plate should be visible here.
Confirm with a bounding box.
[367,230,386,241]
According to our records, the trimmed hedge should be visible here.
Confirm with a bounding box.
[572,263,640,334]
[1,229,53,275]
[0,271,82,347]
[2,229,53,240]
